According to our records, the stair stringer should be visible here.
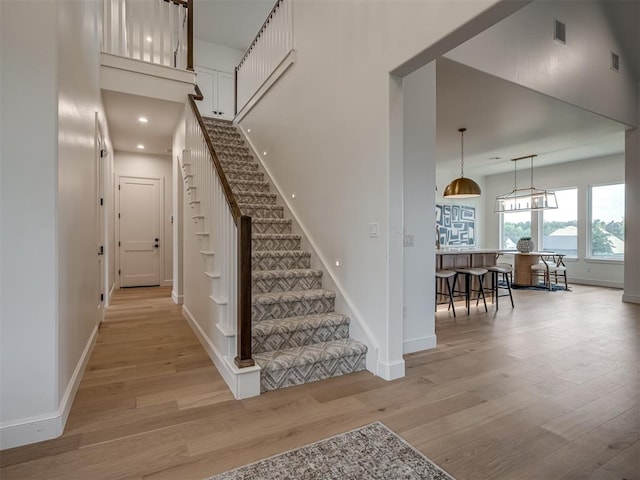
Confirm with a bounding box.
[178,147,261,399]
[236,125,380,376]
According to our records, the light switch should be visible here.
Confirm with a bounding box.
[403,234,414,247]
[368,223,379,238]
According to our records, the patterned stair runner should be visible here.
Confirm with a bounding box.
[194,116,367,392]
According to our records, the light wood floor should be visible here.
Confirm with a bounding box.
[1,285,639,480]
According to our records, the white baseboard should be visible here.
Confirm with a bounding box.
[161,279,173,287]
[403,335,437,354]
[622,293,640,304]
[377,359,405,381]
[182,305,260,399]
[106,282,116,306]
[0,323,99,450]
[171,290,184,305]
[569,277,623,289]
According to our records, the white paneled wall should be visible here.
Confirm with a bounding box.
[236,0,293,111]
[102,0,188,69]
[184,106,238,344]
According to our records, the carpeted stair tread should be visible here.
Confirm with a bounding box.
[253,313,349,337]
[252,233,301,251]
[252,218,292,234]
[220,159,258,171]
[251,250,312,271]
[252,313,350,354]
[239,204,284,218]
[225,169,264,182]
[252,268,323,294]
[253,268,322,280]
[229,179,271,193]
[234,191,277,205]
[254,338,366,372]
[253,288,335,306]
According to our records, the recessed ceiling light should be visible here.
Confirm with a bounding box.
[247,128,251,133]
[263,151,267,156]
[138,117,148,123]
[137,144,145,149]
[145,36,152,43]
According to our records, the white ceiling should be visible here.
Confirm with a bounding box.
[102,90,184,156]
[193,0,275,51]
[436,57,627,177]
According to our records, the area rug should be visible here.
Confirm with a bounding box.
[205,422,454,480]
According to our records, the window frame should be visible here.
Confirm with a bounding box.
[587,182,625,262]
[540,187,579,259]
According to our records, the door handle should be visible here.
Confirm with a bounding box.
[155,238,159,242]
[154,244,159,249]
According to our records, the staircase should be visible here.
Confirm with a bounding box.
[192,117,367,393]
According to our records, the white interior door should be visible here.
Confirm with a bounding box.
[119,176,161,287]
[217,71,235,120]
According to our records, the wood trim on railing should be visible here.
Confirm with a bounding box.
[187,0,194,70]
[187,95,242,219]
[238,0,283,69]
[187,90,254,369]
[235,215,254,368]
[234,67,238,117]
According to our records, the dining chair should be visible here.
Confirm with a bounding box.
[531,254,568,290]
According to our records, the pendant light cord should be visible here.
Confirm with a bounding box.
[459,128,466,178]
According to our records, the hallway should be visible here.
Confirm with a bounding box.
[1,285,638,479]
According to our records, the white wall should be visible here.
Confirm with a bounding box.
[237,0,522,378]
[484,154,625,288]
[446,0,638,128]
[172,112,186,304]
[194,38,243,73]
[1,0,108,449]
[623,83,640,302]
[114,151,174,286]
[1,0,59,445]
[402,63,438,354]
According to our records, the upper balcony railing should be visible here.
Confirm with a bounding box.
[102,0,193,71]
[235,0,293,114]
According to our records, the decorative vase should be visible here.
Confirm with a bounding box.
[517,237,535,253]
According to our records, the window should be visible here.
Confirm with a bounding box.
[589,183,625,259]
[501,211,531,249]
[542,188,578,257]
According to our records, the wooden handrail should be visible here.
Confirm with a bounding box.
[187,91,254,369]
[238,0,283,70]
[187,0,193,70]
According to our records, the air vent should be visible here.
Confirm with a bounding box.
[554,19,566,44]
[611,51,620,72]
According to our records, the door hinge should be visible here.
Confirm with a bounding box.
[118,241,121,247]
[100,149,107,158]
[100,197,103,206]
[118,269,121,275]
[118,184,121,190]
[118,213,121,219]
[99,245,104,255]
[100,293,104,301]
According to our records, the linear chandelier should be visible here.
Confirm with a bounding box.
[494,154,558,213]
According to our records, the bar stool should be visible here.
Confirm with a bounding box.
[452,267,488,315]
[486,264,514,310]
[435,269,457,317]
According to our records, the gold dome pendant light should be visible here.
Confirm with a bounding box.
[443,128,482,198]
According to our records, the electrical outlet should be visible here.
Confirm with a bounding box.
[368,223,379,238]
